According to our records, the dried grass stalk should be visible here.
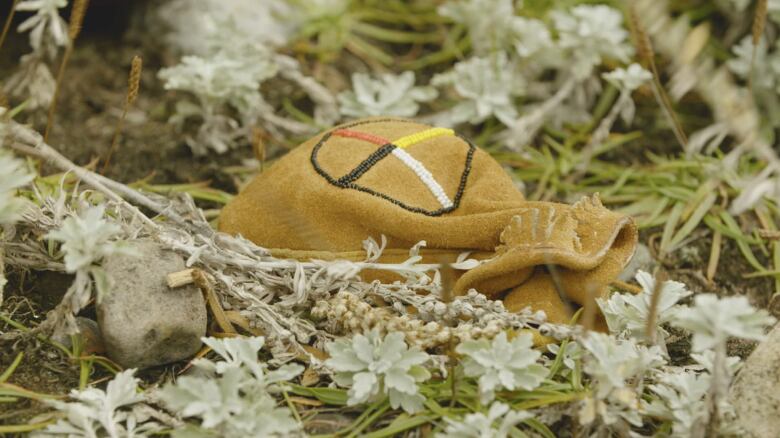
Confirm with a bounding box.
[629,4,688,148]
[102,55,143,173]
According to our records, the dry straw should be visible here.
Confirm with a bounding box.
[102,55,142,173]
[251,127,266,172]
[44,0,90,142]
[750,0,768,92]
[628,4,688,149]
[644,270,667,345]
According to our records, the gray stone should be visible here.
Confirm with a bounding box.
[618,243,655,282]
[53,317,105,355]
[730,323,780,438]
[97,240,206,368]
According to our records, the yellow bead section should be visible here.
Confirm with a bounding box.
[393,127,455,149]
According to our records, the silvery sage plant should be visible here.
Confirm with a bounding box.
[159,336,304,438]
[33,369,162,438]
[15,0,69,56]
[673,294,776,352]
[436,402,532,438]
[578,332,665,429]
[437,0,521,55]
[325,329,431,413]
[156,0,338,155]
[592,63,653,145]
[44,204,136,334]
[0,147,34,304]
[0,150,34,226]
[597,270,691,344]
[3,0,68,109]
[550,5,632,78]
[432,52,523,126]
[338,71,437,119]
[455,331,548,404]
[644,369,740,438]
[158,44,279,155]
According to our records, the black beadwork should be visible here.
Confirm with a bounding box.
[310,118,476,217]
[337,143,397,185]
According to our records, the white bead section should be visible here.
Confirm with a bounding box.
[391,148,454,209]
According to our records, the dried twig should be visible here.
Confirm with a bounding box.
[7,121,158,229]
[193,269,236,335]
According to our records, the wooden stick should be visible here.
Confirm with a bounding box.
[166,269,195,288]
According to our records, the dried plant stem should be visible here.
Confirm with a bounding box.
[580,283,599,332]
[610,280,643,294]
[193,269,236,335]
[0,0,20,56]
[8,120,207,235]
[704,341,726,438]
[749,0,768,93]
[629,4,688,148]
[645,270,667,345]
[167,269,196,288]
[707,231,722,282]
[437,260,458,407]
[0,247,6,308]
[44,0,89,142]
[7,121,158,229]
[251,127,266,173]
[102,55,142,174]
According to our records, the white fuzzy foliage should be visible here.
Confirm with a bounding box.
[15,0,69,56]
[603,63,652,93]
[157,0,296,54]
[513,17,553,59]
[578,332,665,427]
[597,270,691,341]
[551,5,631,77]
[438,0,519,55]
[33,370,160,438]
[644,371,711,437]
[2,53,57,110]
[45,204,130,274]
[158,44,281,153]
[644,369,741,437]
[160,49,277,116]
[42,203,135,335]
[159,336,303,438]
[727,37,780,91]
[436,402,531,438]
[0,150,34,226]
[432,52,522,126]
[325,329,431,413]
[338,71,437,118]
[455,331,547,404]
[673,294,776,352]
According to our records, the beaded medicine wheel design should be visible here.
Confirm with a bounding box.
[311,119,476,216]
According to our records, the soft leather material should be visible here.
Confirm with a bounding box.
[219,117,637,324]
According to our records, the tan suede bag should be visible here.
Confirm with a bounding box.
[219,117,637,324]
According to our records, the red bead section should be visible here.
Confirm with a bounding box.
[333,129,390,146]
